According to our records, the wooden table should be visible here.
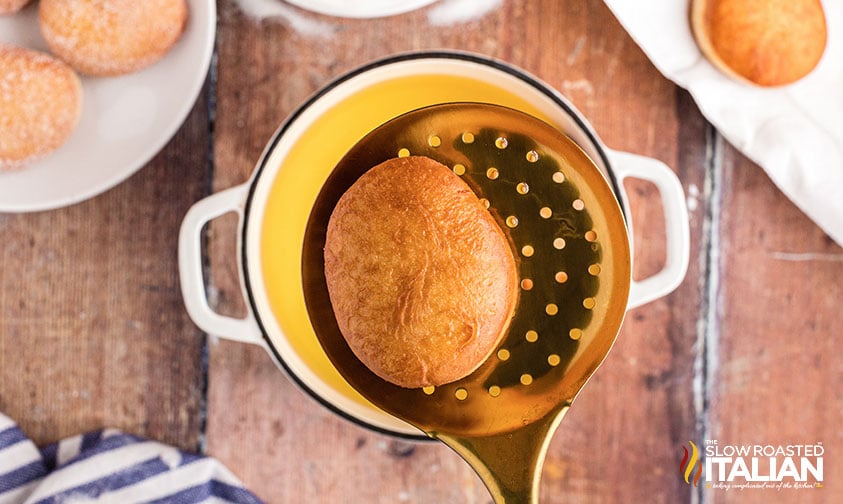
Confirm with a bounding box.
[2,1,840,502]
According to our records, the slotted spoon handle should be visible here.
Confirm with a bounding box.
[436,404,570,504]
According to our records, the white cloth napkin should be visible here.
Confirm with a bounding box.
[604,0,843,246]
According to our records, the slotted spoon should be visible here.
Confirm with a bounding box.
[301,103,631,503]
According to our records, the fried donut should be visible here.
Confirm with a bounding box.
[0,44,82,170]
[39,0,188,76]
[0,0,32,15]
[692,0,827,86]
[324,156,519,388]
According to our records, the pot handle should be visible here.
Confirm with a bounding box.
[178,184,265,346]
[607,150,690,309]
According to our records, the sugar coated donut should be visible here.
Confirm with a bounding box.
[39,0,188,76]
[0,44,82,170]
[0,0,32,15]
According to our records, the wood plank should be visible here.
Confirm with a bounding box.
[207,3,495,502]
[207,1,705,502]
[535,4,709,500]
[546,94,707,504]
[0,95,209,450]
[705,143,843,503]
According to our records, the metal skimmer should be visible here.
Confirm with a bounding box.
[302,103,631,504]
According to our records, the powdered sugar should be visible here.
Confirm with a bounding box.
[39,0,187,76]
[231,0,336,37]
[231,0,499,34]
[427,0,501,26]
[0,44,82,169]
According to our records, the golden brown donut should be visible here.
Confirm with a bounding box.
[0,44,82,170]
[0,0,32,15]
[691,0,827,87]
[324,156,519,389]
[39,0,188,77]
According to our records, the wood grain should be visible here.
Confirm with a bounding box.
[704,143,843,503]
[1,2,837,504]
[0,94,210,449]
[206,1,705,502]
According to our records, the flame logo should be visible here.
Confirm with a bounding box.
[679,441,703,486]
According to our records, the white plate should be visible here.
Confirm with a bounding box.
[284,0,437,18]
[0,0,215,212]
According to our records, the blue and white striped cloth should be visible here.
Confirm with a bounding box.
[0,413,263,503]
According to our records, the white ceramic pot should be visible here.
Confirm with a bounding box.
[178,51,690,440]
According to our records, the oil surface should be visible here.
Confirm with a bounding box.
[259,74,550,414]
